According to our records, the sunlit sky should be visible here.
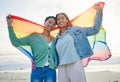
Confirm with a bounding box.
[0,0,120,55]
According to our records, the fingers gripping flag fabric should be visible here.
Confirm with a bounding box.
[9,2,111,67]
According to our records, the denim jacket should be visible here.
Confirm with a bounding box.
[53,10,102,65]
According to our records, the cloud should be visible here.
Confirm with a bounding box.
[0,0,120,54]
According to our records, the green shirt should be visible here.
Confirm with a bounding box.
[8,26,57,69]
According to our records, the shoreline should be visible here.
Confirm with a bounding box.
[86,71,120,82]
[0,69,120,82]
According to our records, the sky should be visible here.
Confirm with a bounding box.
[0,0,120,56]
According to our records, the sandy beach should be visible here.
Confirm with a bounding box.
[0,54,120,82]
[0,72,30,82]
[0,69,120,82]
[86,71,120,82]
[1,52,120,82]
[0,69,30,82]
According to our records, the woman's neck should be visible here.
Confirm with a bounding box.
[43,30,50,37]
[60,27,67,36]
[42,30,53,43]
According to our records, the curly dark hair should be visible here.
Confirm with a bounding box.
[44,16,57,24]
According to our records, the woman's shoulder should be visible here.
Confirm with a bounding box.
[68,26,81,31]
[30,33,43,38]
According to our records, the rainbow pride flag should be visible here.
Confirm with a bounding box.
[8,2,111,67]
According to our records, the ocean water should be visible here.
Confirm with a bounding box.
[0,52,120,72]
[0,52,31,71]
[85,64,120,72]
[85,54,120,72]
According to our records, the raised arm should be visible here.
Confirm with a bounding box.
[83,3,103,36]
[6,14,29,47]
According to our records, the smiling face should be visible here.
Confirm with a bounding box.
[44,17,56,32]
[56,13,69,29]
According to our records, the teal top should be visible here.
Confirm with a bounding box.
[8,26,57,69]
